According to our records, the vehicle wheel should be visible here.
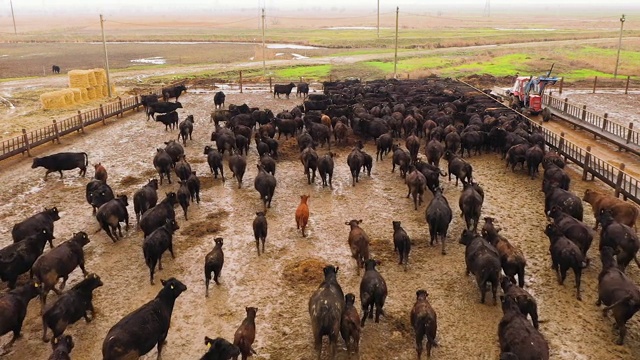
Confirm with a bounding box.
[542,108,551,122]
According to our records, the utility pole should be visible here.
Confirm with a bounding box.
[262,8,266,78]
[614,14,625,79]
[393,7,399,79]
[9,0,17,35]
[483,0,490,18]
[100,14,112,97]
[377,0,380,38]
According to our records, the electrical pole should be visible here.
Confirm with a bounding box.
[614,14,625,79]
[393,7,399,79]
[377,0,380,38]
[9,0,17,35]
[100,14,112,98]
[262,8,266,78]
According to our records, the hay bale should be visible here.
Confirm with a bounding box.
[90,86,104,99]
[87,71,97,86]
[69,88,83,103]
[40,90,69,109]
[86,87,97,100]
[92,68,106,85]
[101,84,108,97]
[78,87,89,101]
[282,258,327,287]
[62,89,75,105]
[68,70,92,88]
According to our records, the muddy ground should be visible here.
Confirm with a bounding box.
[1,90,640,360]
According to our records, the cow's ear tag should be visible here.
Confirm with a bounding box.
[207,342,211,349]
[170,285,174,289]
[34,282,40,288]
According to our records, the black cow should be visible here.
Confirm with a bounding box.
[204,146,225,181]
[140,192,178,238]
[359,259,387,327]
[176,181,190,221]
[500,277,539,329]
[49,335,74,360]
[347,141,365,186]
[133,179,159,225]
[140,94,159,113]
[162,84,187,102]
[318,152,334,188]
[95,195,130,243]
[259,154,276,176]
[178,115,194,145]
[52,65,60,74]
[31,232,91,312]
[274,82,296,99]
[599,209,640,271]
[164,140,185,164]
[443,150,472,187]
[0,229,55,289]
[200,337,240,360]
[143,219,180,285]
[300,145,318,185]
[0,281,41,352]
[42,273,103,342]
[12,207,60,245]
[147,102,183,120]
[297,82,309,98]
[459,182,484,232]
[214,91,226,109]
[228,155,246,189]
[85,180,114,216]
[254,164,277,211]
[153,148,173,185]
[155,111,179,131]
[308,265,345,360]
[187,171,201,204]
[32,152,88,180]
[459,229,501,305]
[542,181,583,221]
[411,289,438,359]
[205,237,225,298]
[253,212,268,256]
[102,278,187,359]
[544,224,583,301]
[425,188,453,255]
[498,296,550,359]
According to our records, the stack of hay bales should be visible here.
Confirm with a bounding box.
[41,68,113,109]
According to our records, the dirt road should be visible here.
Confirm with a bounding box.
[0,90,639,360]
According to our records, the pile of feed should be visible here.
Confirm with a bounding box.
[282,257,327,287]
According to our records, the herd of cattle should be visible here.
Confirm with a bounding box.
[1,78,640,359]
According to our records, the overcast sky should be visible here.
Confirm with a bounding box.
[2,0,638,15]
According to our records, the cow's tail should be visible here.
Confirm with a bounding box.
[82,152,89,167]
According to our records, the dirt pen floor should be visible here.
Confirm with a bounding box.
[1,90,639,360]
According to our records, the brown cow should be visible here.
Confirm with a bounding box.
[94,163,107,183]
[295,195,310,237]
[583,189,638,230]
[345,220,370,275]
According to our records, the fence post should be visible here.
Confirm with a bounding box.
[299,76,303,83]
[77,110,84,133]
[625,76,630,95]
[627,122,634,144]
[407,73,410,80]
[239,71,243,94]
[135,95,140,112]
[563,98,568,112]
[269,77,272,93]
[548,91,553,106]
[581,104,587,121]
[22,129,31,157]
[100,104,106,125]
[118,96,124,117]
[602,113,608,131]
[592,76,597,93]
[558,132,565,153]
[615,163,626,198]
[52,120,61,144]
[582,146,591,181]
[558,77,564,95]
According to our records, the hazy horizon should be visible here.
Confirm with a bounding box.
[1,0,639,17]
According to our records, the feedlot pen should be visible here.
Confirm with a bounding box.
[0,79,639,360]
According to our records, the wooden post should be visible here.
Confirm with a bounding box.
[563,98,568,112]
[100,104,106,125]
[299,76,302,83]
[602,113,608,131]
[558,132,565,154]
[592,76,597,93]
[269,77,272,93]
[407,73,410,80]
[52,120,61,144]
[625,75,630,95]
[78,110,84,133]
[548,91,553,106]
[582,146,591,181]
[615,163,626,198]
[22,129,31,157]
[118,96,124,117]
[558,77,564,95]
[627,122,634,144]
[581,104,587,121]
[239,70,243,94]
